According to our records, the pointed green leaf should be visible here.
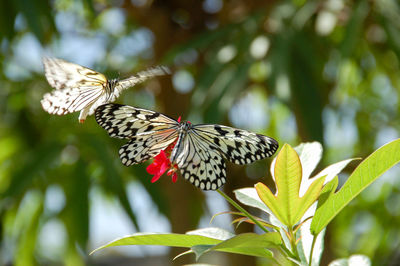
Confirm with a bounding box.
[191,233,281,259]
[211,232,281,249]
[311,139,400,235]
[255,182,287,225]
[211,247,274,258]
[90,233,222,255]
[295,175,326,223]
[256,144,326,227]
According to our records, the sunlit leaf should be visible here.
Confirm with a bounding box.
[256,144,326,227]
[90,233,222,255]
[311,139,400,234]
[190,233,280,260]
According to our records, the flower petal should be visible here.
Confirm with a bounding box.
[172,172,178,183]
[146,163,159,175]
[151,173,162,183]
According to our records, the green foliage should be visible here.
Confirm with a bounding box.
[90,141,399,265]
[92,230,281,260]
[311,138,400,235]
[255,144,325,227]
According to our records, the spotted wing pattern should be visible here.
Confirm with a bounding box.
[192,125,279,164]
[172,125,278,190]
[95,104,279,191]
[175,132,227,190]
[95,104,179,165]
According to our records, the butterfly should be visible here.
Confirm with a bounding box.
[95,103,279,190]
[41,57,170,123]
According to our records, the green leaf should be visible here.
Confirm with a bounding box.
[211,232,281,250]
[187,227,234,240]
[90,233,222,255]
[311,139,400,235]
[256,144,326,227]
[191,233,281,259]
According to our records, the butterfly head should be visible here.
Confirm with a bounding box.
[106,78,118,92]
[105,79,119,100]
[176,116,192,130]
[179,121,192,131]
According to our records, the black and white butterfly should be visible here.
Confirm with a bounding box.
[95,103,279,190]
[41,57,170,123]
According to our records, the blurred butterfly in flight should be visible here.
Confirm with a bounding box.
[41,57,170,123]
[95,103,279,190]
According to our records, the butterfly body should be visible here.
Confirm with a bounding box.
[170,121,192,163]
[41,57,170,123]
[96,103,278,190]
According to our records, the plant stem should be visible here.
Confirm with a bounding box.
[288,227,299,259]
[217,189,269,234]
[309,233,317,266]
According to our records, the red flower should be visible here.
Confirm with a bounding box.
[146,150,171,183]
[146,119,181,183]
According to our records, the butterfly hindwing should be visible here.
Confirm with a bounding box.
[96,104,180,165]
[118,131,178,166]
[41,85,104,115]
[191,125,279,165]
[176,132,227,190]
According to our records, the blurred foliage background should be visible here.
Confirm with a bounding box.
[1,0,400,265]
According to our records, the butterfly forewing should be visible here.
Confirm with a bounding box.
[43,57,107,90]
[191,125,279,165]
[96,104,180,165]
[114,66,171,99]
[95,104,178,139]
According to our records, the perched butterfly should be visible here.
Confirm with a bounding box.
[41,57,170,123]
[95,103,279,190]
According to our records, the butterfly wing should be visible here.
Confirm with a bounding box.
[175,132,227,190]
[191,124,279,165]
[43,57,107,90]
[112,66,171,101]
[41,85,104,116]
[41,57,108,120]
[95,103,179,165]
